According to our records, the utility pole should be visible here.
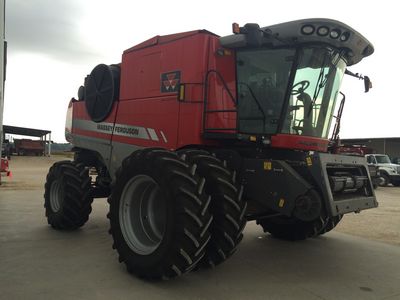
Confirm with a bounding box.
[0,0,5,161]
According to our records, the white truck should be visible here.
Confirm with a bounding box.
[366,154,400,186]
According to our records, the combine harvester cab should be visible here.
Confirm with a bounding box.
[47,18,377,279]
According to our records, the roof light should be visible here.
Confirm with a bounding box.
[340,32,350,42]
[330,29,341,39]
[301,25,315,35]
[317,26,329,36]
[232,23,240,34]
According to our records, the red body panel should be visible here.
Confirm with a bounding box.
[117,32,227,149]
[113,97,178,148]
[271,134,329,152]
[124,30,217,54]
[71,101,115,142]
[69,30,329,154]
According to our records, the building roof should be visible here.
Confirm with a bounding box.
[3,125,51,138]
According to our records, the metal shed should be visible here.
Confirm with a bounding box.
[2,125,52,155]
[341,137,400,159]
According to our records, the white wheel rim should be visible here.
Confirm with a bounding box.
[119,175,167,255]
[50,180,63,212]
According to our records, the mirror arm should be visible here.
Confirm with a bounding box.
[344,69,364,80]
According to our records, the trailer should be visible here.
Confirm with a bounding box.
[14,139,45,156]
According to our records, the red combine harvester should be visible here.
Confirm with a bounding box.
[45,19,378,279]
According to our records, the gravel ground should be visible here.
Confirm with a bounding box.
[335,187,400,246]
[1,155,399,246]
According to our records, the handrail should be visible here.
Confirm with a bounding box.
[203,69,238,133]
[204,70,237,106]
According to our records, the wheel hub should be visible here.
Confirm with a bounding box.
[293,190,322,221]
[49,179,63,213]
[119,175,167,255]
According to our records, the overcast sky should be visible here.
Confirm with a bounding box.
[3,0,399,142]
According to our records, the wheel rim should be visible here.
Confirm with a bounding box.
[119,175,167,255]
[379,176,387,186]
[49,180,63,212]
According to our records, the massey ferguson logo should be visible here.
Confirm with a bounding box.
[161,71,181,93]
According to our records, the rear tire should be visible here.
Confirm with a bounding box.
[44,161,93,229]
[179,149,247,267]
[108,148,212,279]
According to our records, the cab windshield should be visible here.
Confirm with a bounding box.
[375,155,391,164]
[236,47,346,138]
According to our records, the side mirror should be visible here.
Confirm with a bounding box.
[364,76,372,93]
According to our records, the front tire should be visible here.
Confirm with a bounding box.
[108,149,212,279]
[378,174,390,187]
[257,216,326,241]
[44,161,93,229]
[257,189,326,241]
[318,214,343,236]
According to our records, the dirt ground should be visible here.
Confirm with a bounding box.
[1,155,399,246]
